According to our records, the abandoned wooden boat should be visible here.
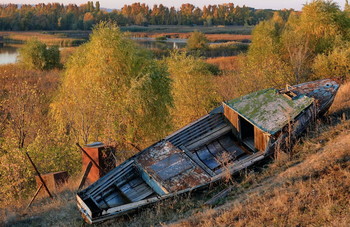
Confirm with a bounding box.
[77,79,339,224]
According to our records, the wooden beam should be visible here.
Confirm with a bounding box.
[26,184,43,209]
[204,186,234,206]
[181,145,215,177]
[25,152,53,199]
[78,161,93,190]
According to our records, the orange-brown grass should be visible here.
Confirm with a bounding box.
[206,56,239,71]
[0,64,61,91]
[0,31,82,46]
[329,80,350,118]
[131,32,251,42]
[206,34,252,42]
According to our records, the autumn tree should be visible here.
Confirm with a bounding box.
[51,22,172,149]
[239,0,350,87]
[312,44,350,81]
[166,51,220,129]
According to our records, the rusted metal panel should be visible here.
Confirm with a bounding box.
[224,103,239,131]
[136,141,211,192]
[82,146,100,184]
[35,171,68,197]
[82,143,117,184]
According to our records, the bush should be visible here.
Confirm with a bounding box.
[18,39,61,70]
[186,30,209,51]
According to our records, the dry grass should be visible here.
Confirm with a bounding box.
[0,177,83,227]
[329,81,350,118]
[131,32,251,42]
[206,56,239,71]
[206,34,252,42]
[0,31,84,46]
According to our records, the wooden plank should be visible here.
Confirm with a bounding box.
[185,125,232,150]
[88,161,134,197]
[135,163,168,195]
[78,161,93,190]
[254,127,267,152]
[154,157,193,181]
[113,183,132,203]
[168,114,224,146]
[181,146,215,176]
[170,120,225,146]
[150,153,183,173]
[27,184,43,209]
[224,103,239,130]
[204,186,234,206]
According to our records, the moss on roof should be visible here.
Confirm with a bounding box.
[225,88,314,134]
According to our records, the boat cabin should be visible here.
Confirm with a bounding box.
[223,88,314,153]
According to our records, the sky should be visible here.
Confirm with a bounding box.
[0,0,347,10]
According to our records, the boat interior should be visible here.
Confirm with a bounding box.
[78,111,260,218]
[166,112,257,175]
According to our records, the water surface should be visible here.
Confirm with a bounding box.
[0,46,19,65]
[0,38,187,65]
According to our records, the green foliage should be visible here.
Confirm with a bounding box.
[312,44,350,81]
[166,51,220,128]
[51,22,172,148]
[18,39,61,70]
[0,2,290,30]
[239,0,350,87]
[186,30,209,51]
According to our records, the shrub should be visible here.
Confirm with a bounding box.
[186,30,209,51]
[18,39,61,70]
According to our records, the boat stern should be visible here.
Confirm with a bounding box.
[76,195,93,224]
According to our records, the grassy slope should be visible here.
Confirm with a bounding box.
[172,124,350,227]
[2,82,350,226]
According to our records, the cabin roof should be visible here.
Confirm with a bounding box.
[225,88,314,135]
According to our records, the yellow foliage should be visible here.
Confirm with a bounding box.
[167,52,220,129]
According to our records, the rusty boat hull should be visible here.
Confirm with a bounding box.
[76,79,339,224]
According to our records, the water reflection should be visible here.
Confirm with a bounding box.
[0,46,19,65]
[0,38,187,65]
[133,38,187,49]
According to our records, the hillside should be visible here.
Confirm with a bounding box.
[1,81,349,227]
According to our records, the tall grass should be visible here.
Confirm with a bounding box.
[0,31,85,47]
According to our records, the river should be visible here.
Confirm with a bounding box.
[0,38,187,65]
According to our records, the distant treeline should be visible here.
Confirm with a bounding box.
[0,1,294,30]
